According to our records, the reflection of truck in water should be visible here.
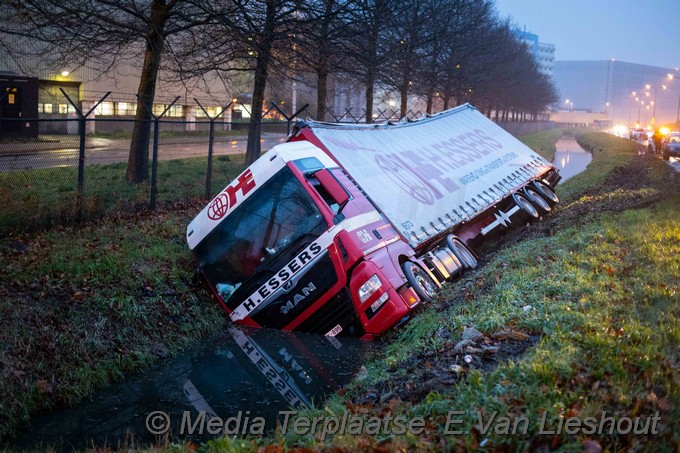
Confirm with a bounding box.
[17,326,367,449]
[187,104,560,339]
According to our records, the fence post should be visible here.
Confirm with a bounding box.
[148,96,181,210]
[59,89,110,222]
[269,102,309,135]
[195,99,233,199]
[150,117,160,210]
[77,117,86,220]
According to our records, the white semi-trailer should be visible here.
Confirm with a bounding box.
[187,104,560,338]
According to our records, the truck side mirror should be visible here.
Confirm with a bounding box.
[313,169,350,209]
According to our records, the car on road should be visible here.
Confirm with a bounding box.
[662,132,680,161]
[631,128,652,153]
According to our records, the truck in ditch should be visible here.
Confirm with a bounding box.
[186,104,560,339]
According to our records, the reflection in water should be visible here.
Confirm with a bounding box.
[553,137,593,183]
[16,326,371,451]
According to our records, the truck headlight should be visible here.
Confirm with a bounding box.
[358,274,382,303]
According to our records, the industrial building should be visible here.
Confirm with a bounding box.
[513,29,555,78]
[553,60,680,127]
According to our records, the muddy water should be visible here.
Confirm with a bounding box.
[553,136,593,183]
[16,326,371,451]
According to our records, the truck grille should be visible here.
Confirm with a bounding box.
[295,289,364,337]
[250,253,337,329]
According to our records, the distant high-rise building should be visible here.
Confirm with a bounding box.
[512,29,555,78]
[553,60,680,126]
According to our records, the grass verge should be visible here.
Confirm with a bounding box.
[0,200,228,443]
[207,130,679,451]
[0,154,246,236]
[516,128,565,162]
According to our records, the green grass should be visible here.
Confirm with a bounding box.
[0,155,246,236]
[0,201,228,443]
[5,129,678,451]
[198,131,678,451]
[518,128,565,161]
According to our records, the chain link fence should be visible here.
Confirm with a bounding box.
[0,95,555,236]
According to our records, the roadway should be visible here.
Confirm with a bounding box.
[0,134,287,171]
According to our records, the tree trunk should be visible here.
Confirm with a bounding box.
[365,71,374,124]
[245,52,271,166]
[315,0,334,122]
[245,1,275,166]
[426,91,434,115]
[400,84,408,119]
[126,0,168,183]
[316,67,328,121]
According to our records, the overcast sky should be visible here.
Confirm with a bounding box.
[493,0,680,69]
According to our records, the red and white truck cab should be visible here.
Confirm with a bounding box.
[187,104,560,339]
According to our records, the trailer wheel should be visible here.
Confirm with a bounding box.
[512,192,539,219]
[402,262,437,302]
[532,180,559,205]
[523,186,552,214]
[446,235,478,269]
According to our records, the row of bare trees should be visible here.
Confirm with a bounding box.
[0,0,556,182]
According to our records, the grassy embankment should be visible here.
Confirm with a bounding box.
[0,155,244,235]
[0,157,249,442]
[515,128,564,162]
[3,130,678,450]
[207,131,679,451]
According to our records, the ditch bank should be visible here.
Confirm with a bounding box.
[3,131,679,451]
[0,200,228,443]
[223,131,679,452]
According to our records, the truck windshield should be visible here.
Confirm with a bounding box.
[194,167,326,308]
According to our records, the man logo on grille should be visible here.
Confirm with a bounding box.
[206,169,257,221]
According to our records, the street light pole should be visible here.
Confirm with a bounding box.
[638,100,643,123]
[628,91,637,127]
[652,85,666,126]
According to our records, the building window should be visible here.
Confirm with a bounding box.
[168,104,183,117]
[44,104,53,113]
[94,101,114,116]
[38,103,44,113]
[153,104,184,117]
[117,102,136,116]
[58,104,68,114]
[196,106,223,118]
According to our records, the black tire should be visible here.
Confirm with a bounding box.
[532,180,559,205]
[402,262,437,302]
[523,186,552,214]
[445,235,478,269]
[512,192,539,219]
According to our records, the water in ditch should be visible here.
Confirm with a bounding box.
[15,325,372,451]
[553,136,593,183]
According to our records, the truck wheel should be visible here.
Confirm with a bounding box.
[512,193,539,219]
[523,186,551,214]
[531,180,559,205]
[446,235,478,269]
[402,262,437,302]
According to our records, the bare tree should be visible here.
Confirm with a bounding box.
[175,0,310,165]
[342,0,399,123]
[292,0,357,121]
[379,0,434,118]
[0,0,209,183]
